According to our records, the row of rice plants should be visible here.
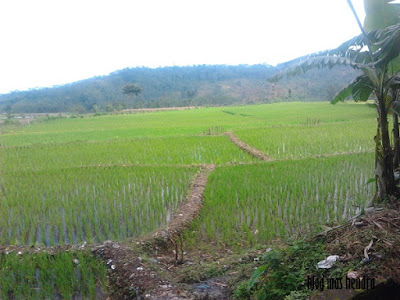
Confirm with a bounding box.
[1,136,256,172]
[221,102,376,124]
[0,166,197,246]
[0,251,106,300]
[234,120,375,160]
[0,103,375,147]
[185,153,374,251]
[0,107,265,147]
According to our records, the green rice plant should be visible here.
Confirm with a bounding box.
[202,126,225,135]
[185,153,374,251]
[0,166,198,246]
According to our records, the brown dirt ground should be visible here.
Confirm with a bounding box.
[310,202,400,299]
[323,204,400,283]
[120,107,197,114]
[137,164,215,251]
[225,131,271,161]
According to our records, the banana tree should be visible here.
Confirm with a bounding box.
[269,22,400,203]
[364,0,400,32]
[364,0,400,167]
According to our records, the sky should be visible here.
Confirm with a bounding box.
[0,0,366,94]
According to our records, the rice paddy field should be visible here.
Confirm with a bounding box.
[0,102,377,298]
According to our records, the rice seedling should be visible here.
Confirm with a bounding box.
[0,251,106,300]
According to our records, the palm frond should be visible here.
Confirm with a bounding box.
[330,74,374,104]
[268,56,361,83]
[331,82,354,104]
[388,71,400,88]
[392,100,400,116]
[372,23,400,68]
[352,75,374,101]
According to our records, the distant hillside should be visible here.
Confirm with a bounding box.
[0,64,358,113]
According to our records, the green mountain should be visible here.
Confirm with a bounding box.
[0,64,358,113]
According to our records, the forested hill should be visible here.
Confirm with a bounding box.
[0,64,358,113]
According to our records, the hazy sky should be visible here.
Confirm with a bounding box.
[0,0,366,94]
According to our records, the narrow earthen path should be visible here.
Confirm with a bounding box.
[138,164,216,250]
[225,131,271,161]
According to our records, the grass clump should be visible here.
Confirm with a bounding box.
[234,240,326,300]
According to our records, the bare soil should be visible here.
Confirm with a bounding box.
[138,164,215,251]
[120,107,197,114]
[323,204,400,284]
[310,202,400,300]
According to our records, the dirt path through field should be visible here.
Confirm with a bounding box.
[120,106,197,114]
[139,164,215,250]
[225,131,271,161]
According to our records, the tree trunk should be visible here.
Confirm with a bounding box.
[392,89,400,169]
[376,97,397,202]
[374,122,380,205]
[393,113,400,169]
